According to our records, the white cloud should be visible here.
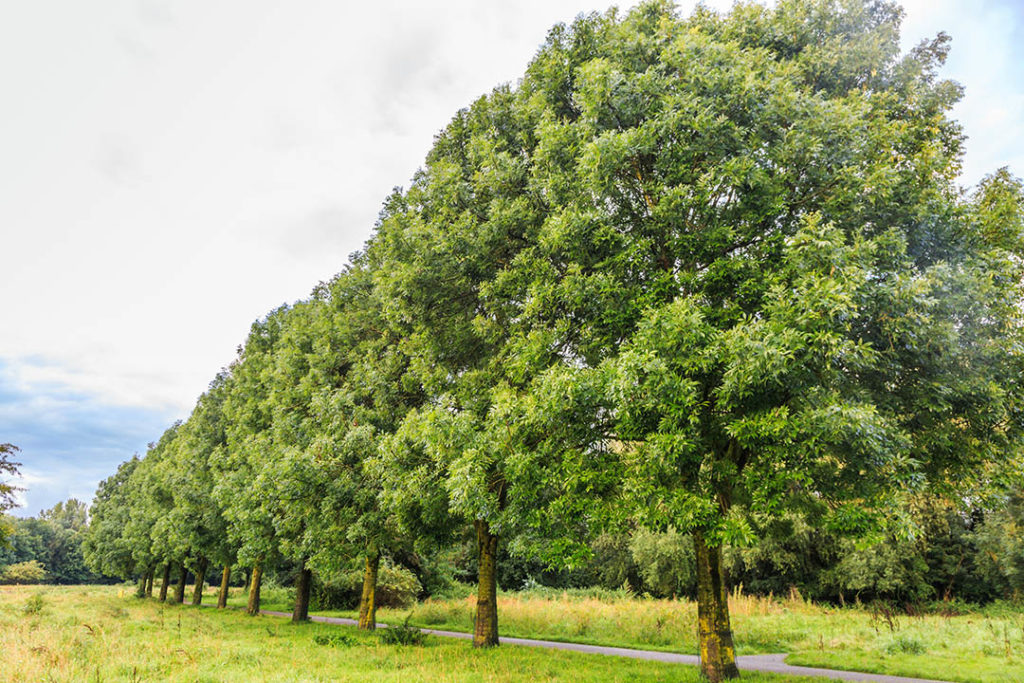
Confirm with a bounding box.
[899,0,1024,185]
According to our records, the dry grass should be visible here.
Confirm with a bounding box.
[366,588,1023,682]
[396,587,824,652]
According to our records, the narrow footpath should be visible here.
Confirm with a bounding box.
[259,610,953,683]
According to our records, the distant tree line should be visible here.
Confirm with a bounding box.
[0,499,104,585]
[73,2,1023,680]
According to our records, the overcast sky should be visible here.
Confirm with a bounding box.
[2,0,1022,516]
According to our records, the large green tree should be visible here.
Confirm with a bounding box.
[214,307,294,615]
[305,264,422,630]
[82,457,143,580]
[369,78,614,646]
[474,1,1024,678]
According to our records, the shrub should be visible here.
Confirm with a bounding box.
[886,636,926,655]
[1,560,49,585]
[379,617,427,646]
[23,592,45,615]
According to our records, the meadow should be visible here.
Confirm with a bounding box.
[6,583,1022,682]
[0,584,825,682]
[228,584,1024,683]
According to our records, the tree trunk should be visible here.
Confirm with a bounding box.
[145,568,154,597]
[159,563,171,602]
[357,549,380,630]
[246,562,263,616]
[218,565,231,608]
[473,519,499,648]
[694,530,739,681]
[135,574,146,598]
[293,557,312,622]
[174,562,187,604]
[191,557,209,606]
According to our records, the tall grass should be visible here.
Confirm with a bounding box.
[351,585,1024,683]
[193,580,1024,682]
[401,586,820,651]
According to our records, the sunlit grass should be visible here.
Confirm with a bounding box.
[197,580,1024,682]
[0,585,827,682]
[246,585,1023,683]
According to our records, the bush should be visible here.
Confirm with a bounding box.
[379,617,427,646]
[1,560,49,585]
[886,636,926,655]
[314,562,422,610]
[23,592,45,614]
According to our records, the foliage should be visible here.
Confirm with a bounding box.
[378,616,428,646]
[81,458,143,579]
[1,560,48,585]
[22,591,45,615]
[0,501,101,585]
[972,493,1024,600]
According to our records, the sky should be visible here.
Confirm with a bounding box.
[1,0,1022,516]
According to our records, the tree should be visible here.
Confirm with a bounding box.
[478,1,1023,678]
[368,79,613,647]
[82,457,143,580]
[214,308,293,616]
[161,380,235,607]
[280,263,423,629]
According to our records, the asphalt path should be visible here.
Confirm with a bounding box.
[258,609,954,683]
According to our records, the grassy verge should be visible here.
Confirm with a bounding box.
[0,584,826,682]
[217,584,1024,683]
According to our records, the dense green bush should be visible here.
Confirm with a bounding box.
[378,617,428,646]
[1,560,49,585]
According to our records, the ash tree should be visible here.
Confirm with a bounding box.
[82,457,143,581]
[305,263,423,630]
[214,307,293,616]
[480,1,1024,678]
[159,378,235,607]
[369,80,609,647]
[127,427,180,599]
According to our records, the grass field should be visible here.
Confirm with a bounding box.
[222,584,1024,683]
[0,585,827,682]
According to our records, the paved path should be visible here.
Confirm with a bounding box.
[260,610,952,683]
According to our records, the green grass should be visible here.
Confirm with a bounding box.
[0,584,825,682]
[217,583,1024,683]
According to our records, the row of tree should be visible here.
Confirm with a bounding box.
[8,491,1023,605]
[81,1,1023,679]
